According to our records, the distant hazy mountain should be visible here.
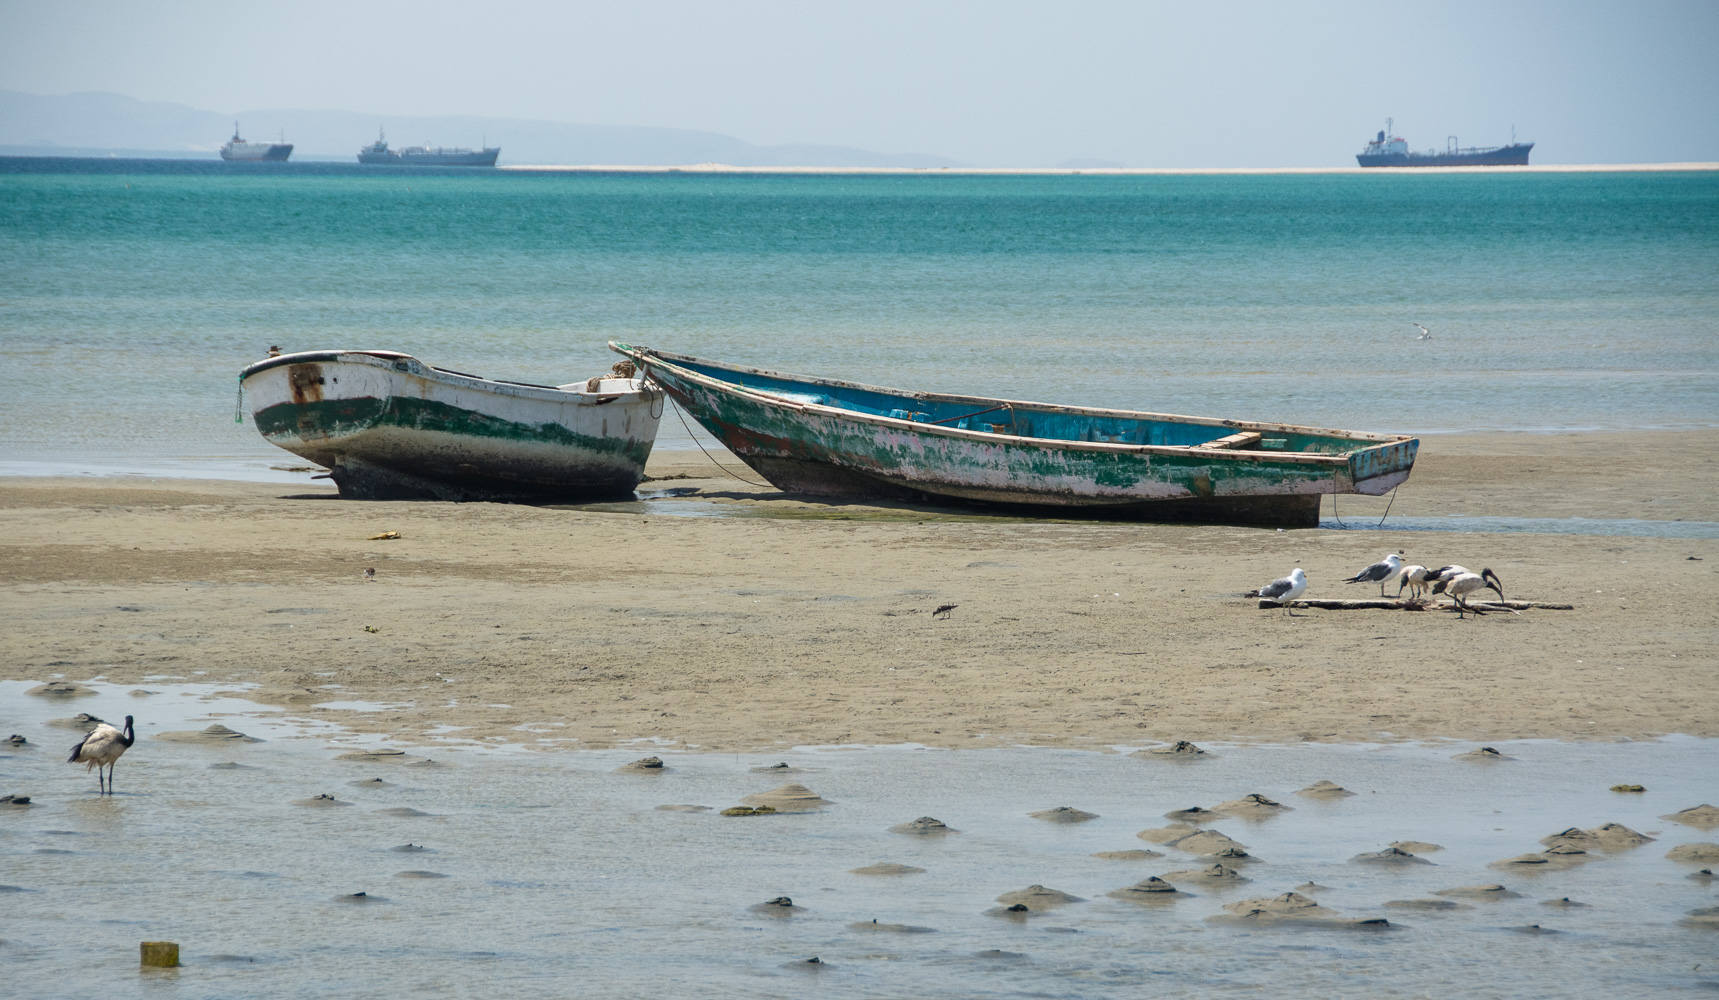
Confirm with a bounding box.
[0,90,965,168]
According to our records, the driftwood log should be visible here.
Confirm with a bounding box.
[1258,599,1574,611]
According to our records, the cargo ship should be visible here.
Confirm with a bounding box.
[219,122,292,162]
[357,129,499,166]
[1357,119,1531,167]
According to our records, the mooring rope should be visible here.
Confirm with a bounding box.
[665,392,771,489]
[1376,486,1399,528]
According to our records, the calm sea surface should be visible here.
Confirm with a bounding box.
[1,160,1717,476]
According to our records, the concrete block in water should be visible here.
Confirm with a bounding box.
[140,941,179,968]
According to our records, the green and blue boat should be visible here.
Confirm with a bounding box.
[242,350,662,501]
[612,343,1417,526]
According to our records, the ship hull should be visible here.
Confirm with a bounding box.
[358,149,499,166]
[220,143,293,162]
[1358,142,1532,167]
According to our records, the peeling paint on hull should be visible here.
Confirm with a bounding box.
[241,351,662,502]
[614,343,1418,527]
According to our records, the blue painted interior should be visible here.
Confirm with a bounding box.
[670,356,1364,454]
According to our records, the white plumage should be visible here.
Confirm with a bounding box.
[68,715,135,794]
[1442,569,1504,618]
[1343,553,1404,597]
[1396,564,1431,599]
[1246,567,1307,616]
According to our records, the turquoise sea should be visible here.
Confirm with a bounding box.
[1,160,1717,476]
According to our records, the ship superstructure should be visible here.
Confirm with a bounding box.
[220,122,293,162]
[357,128,499,166]
[1357,119,1532,167]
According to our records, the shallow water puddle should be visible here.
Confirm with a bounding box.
[3,681,1717,997]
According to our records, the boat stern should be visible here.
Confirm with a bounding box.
[1348,436,1419,495]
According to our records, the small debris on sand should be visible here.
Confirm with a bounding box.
[366,531,401,541]
[1666,843,1719,863]
[156,724,261,744]
[293,794,351,807]
[1215,794,1293,818]
[655,804,712,812]
[995,885,1083,910]
[1136,740,1210,758]
[1295,780,1355,799]
[1390,840,1445,854]
[1610,784,1645,793]
[1681,906,1719,929]
[848,920,934,933]
[890,816,958,835]
[1452,746,1513,761]
[1,794,32,807]
[749,896,801,915]
[1092,849,1163,861]
[1434,884,1523,900]
[617,756,665,773]
[750,762,810,774]
[335,749,434,766]
[719,805,776,817]
[1108,877,1187,903]
[3,735,28,747]
[1662,804,1719,830]
[741,782,831,812]
[26,681,97,699]
[850,862,925,876]
[1352,847,1433,865]
[1163,863,1249,884]
[985,904,1034,920]
[1384,899,1467,911]
[1200,846,1257,865]
[1164,805,1224,822]
[1030,806,1098,823]
[1160,829,1246,854]
[1541,823,1654,850]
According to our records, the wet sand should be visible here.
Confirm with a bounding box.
[1,430,1715,751]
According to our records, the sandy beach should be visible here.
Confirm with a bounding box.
[3,430,1715,751]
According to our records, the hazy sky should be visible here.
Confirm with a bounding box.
[3,0,1716,166]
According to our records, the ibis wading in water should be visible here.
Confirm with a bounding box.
[68,715,135,794]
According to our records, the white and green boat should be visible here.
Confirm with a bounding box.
[242,350,662,501]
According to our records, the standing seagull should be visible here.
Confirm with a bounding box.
[1343,553,1404,597]
[1413,323,1432,340]
[1246,568,1307,616]
[1440,569,1504,618]
[68,715,134,795]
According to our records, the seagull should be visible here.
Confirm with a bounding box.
[1442,569,1503,618]
[1246,568,1307,616]
[1396,564,1431,599]
[68,715,135,795]
[1343,553,1404,597]
[1413,323,1432,340]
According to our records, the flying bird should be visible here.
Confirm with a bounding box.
[1246,567,1307,616]
[68,715,135,795]
[1442,569,1504,618]
[1343,553,1404,597]
[1413,323,1432,340]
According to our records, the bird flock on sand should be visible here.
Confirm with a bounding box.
[1247,553,1505,618]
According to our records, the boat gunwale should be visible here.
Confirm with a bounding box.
[612,343,1411,465]
[241,350,657,406]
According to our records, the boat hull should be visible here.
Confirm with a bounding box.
[1358,142,1532,167]
[242,351,662,501]
[615,345,1417,527]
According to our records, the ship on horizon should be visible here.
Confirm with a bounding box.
[357,129,499,166]
[220,122,292,162]
[1357,119,1532,167]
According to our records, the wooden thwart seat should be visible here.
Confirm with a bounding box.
[1195,431,1263,450]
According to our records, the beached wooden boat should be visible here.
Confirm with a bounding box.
[242,350,662,501]
[611,343,1417,526]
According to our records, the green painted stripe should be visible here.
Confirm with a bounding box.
[254,396,652,467]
